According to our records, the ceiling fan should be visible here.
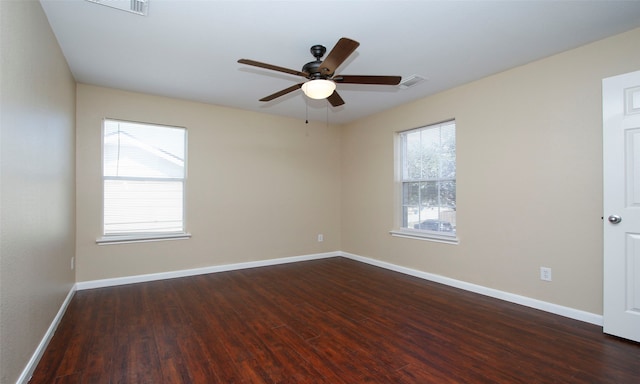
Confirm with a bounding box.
[238,37,402,107]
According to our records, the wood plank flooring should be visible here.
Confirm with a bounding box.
[30,257,640,383]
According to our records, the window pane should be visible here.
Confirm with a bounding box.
[403,181,421,206]
[104,120,185,178]
[439,180,456,210]
[439,180,456,233]
[421,128,439,180]
[404,131,422,180]
[439,123,456,179]
[104,180,184,234]
[402,182,420,228]
[422,181,437,207]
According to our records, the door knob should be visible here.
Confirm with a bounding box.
[608,215,622,224]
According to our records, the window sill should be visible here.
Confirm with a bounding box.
[96,233,192,245]
[389,229,459,245]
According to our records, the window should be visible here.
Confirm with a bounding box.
[394,120,456,242]
[99,119,188,243]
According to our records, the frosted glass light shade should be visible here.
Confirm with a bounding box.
[301,79,336,99]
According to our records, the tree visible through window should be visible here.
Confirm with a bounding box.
[103,119,187,237]
[400,120,456,236]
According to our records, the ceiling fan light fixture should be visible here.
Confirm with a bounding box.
[301,79,336,100]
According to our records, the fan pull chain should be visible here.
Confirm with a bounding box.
[305,102,309,124]
[326,102,329,128]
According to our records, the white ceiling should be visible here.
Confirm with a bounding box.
[40,0,640,125]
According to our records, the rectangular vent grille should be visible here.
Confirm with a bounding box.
[399,75,426,90]
[86,0,149,16]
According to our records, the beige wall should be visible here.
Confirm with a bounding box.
[0,1,76,382]
[75,85,342,281]
[341,27,640,315]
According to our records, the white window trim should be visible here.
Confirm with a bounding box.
[99,118,189,243]
[392,120,458,245]
[389,229,459,244]
[96,232,192,245]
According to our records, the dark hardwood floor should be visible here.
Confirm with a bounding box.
[30,257,639,383]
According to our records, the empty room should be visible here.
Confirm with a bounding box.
[2,1,640,383]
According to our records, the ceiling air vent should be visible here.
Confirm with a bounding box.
[398,75,426,90]
[86,0,149,16]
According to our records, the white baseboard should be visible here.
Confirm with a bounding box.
[76,251,340,290]
[339,251,603,326]
[17,283,77,384]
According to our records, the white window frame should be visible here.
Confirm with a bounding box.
[97,119,191,245]
[390,120,458,244]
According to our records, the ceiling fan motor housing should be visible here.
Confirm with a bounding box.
[302,61,324,79]
[302,44,331,79]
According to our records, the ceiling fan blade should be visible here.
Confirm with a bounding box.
[238,59,308,78]
[259,83,304,102]
[334,75,402,85]
[319,37,360,76]
[327,90,345,107]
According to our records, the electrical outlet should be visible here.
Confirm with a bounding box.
[540,267,552,281]
[317,234,324,242]
[71,257,75,270]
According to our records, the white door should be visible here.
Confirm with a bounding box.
[603,70,640,342]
